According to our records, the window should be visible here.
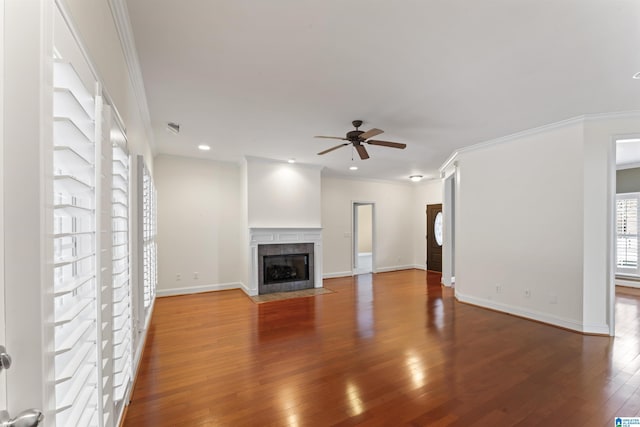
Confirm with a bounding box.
[616,193,639,276]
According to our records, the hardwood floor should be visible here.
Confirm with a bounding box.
[123,270,640,426]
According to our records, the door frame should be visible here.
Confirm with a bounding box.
[441,169,456,287]
[609,133,640,336]
[352,201,375,275]
[0,0,6,408]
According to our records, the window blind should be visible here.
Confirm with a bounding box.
[111,139,132,406]
[141,162,157,310]
[616,194,639,275]
[53,59,99,427]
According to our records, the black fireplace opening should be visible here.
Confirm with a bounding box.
[263,253,309,285]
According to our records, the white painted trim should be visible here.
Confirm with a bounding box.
[412,264,427,271]
[157,282,243,297]
[455,291,610,335]
[107,0,156,155]
[323,271,353,279]
[616,280,640,289]
[375,265,416,273]
[439,111,640,173]
[131,297,154,404]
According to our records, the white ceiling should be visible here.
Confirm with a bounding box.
[126,0,640,181]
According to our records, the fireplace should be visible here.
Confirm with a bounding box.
[263,253,309,285]
[248,228,322,296]
[257,243,315,294]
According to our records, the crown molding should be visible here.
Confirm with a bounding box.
[439,110,640,174]
[108,0,157,155]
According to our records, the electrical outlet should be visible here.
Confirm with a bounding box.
[176,273,181,281]
[496,285,502,293]
[194,272,199,279]
[524,289,531,298]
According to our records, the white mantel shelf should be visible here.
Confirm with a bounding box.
[248,227,323,296]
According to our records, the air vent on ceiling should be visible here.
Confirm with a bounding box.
[167,122,180,134]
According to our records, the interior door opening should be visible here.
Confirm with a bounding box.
[426,204,443,272]
[353,203,374,275]
[610,134,640,337]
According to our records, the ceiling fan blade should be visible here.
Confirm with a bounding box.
[366,140,407,149]
[355,144,370,160]
[318,143,349,155]
[314,136,348,141]
[359,128,384,140]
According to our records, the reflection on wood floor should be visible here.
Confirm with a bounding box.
[123,270,640,426]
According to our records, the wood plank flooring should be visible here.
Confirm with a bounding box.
[123,270,640,426]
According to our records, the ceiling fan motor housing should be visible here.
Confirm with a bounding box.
[347,130,365,140]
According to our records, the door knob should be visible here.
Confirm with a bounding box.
[0,409,44,427]
[0,346,11,372]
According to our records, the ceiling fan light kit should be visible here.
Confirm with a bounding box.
[315,120,407,160]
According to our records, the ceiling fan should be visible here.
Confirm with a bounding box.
[315,120,407,160]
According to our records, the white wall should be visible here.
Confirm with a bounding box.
[452,113,640,334]
[322,176,417,276]
[582,115,640,332]
[454,122,585,328]
[246,157,322,228]
[412,179,444,268]
[155,155,244,294]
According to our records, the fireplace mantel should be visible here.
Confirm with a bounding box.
[247,228,323,296]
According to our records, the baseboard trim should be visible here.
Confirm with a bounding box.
[455,291,610,335]
[157,282,243,297]
[375,265,416,273]
[616,279,640,289]
[413,264,427,271]
[323,271,353,279]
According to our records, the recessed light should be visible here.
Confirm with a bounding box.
[409,175,423,182]
[633,72,640,79]
[349,165,358,171]
[198,144,211,151]
[288,159,296,164]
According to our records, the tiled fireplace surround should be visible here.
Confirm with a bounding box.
[248,228,323,296]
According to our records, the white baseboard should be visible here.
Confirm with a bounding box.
[375,265,416,273]
[413,264,427,271]
[323,271,353,279]
[455,291,610,335]
[616,279,640,289]
[157,282,243,297]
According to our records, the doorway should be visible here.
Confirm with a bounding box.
[426,204,443,272]
[609,134,640,336]
[353,203,374,275]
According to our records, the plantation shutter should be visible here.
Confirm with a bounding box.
[52,57,100,426]
[616,193,640,276]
